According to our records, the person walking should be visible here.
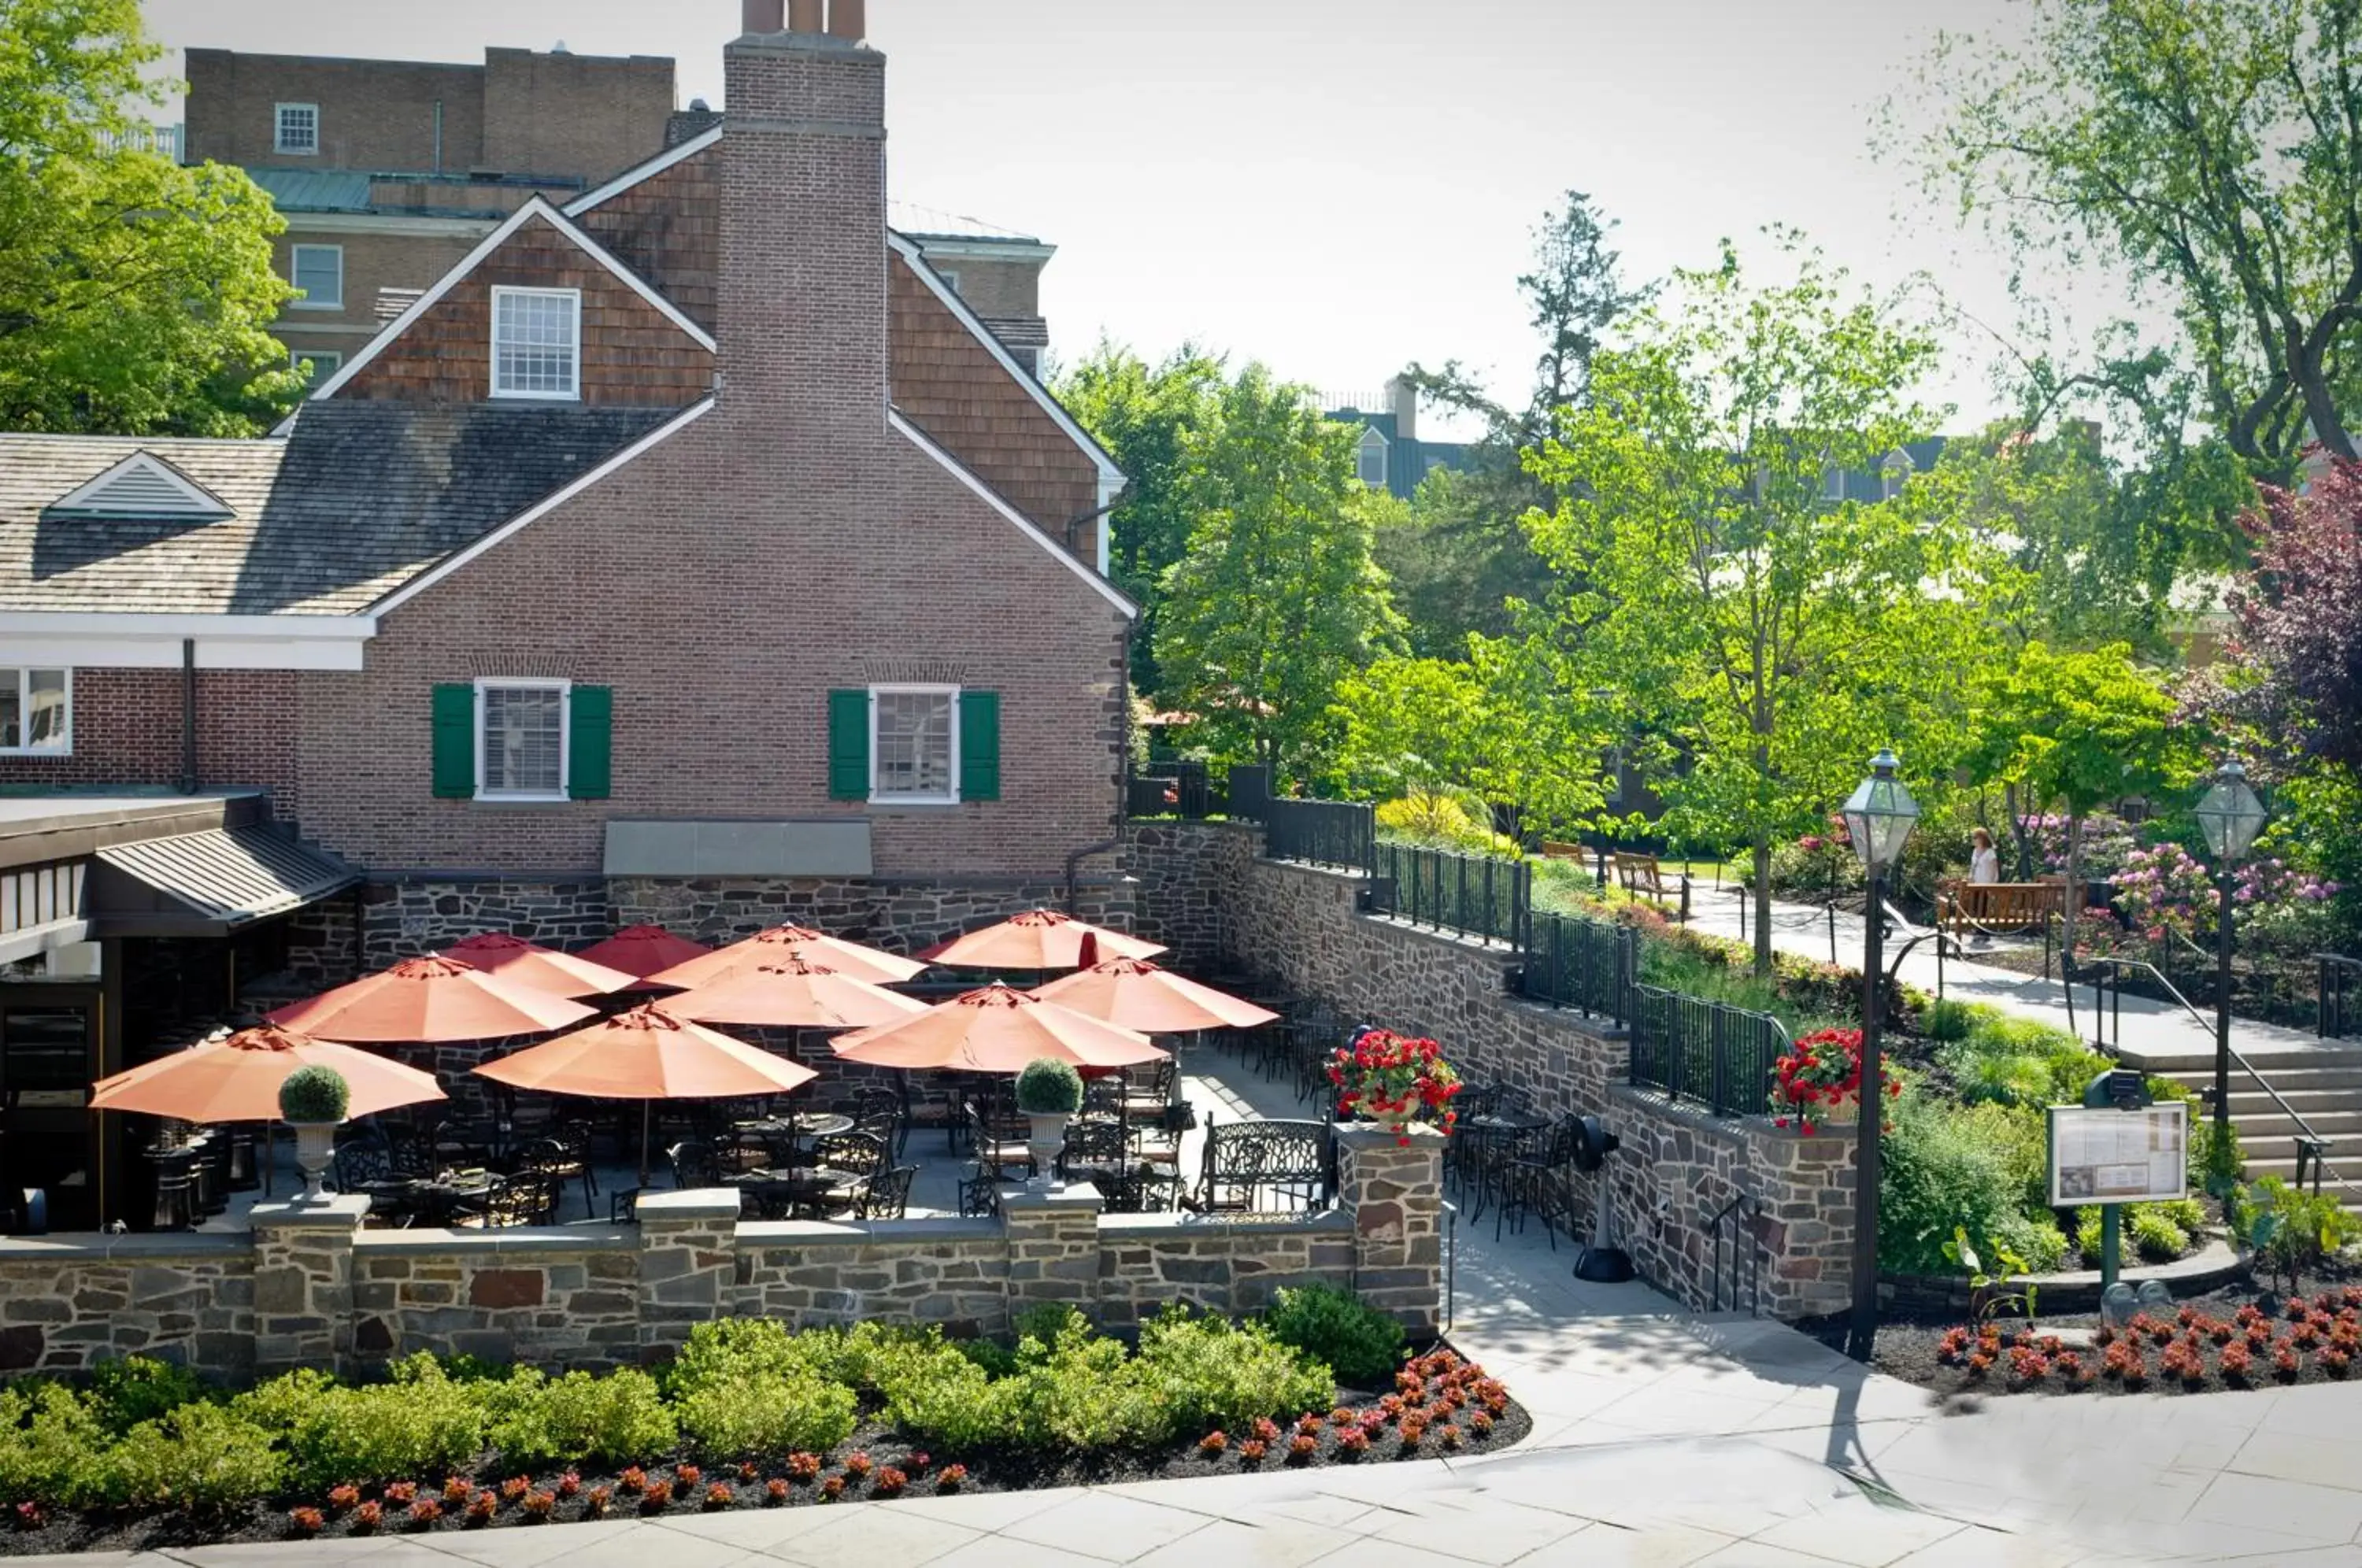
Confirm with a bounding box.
[1968,827,2002,947]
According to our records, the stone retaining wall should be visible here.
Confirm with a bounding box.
[0,1234,254,1377]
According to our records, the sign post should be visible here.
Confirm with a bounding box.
[2048,1071,2185,1290]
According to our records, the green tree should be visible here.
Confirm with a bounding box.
[1915,0,2362,484]
[1153,366,1402,782]
[1057,342,1226,696]
[1525,235,1990,971]
[0,0,302,434]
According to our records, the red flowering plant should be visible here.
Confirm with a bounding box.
[1328,1030,1461,1145]
[1770,1027,1897,1134]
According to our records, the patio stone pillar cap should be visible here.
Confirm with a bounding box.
[1001,1182,1103,1215]
[1334,1122,1448,1151]
[250,1194,371,1230]
[635,1189,744,1222]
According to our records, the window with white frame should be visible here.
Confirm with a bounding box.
[477,679,568,800]
[491,287,583,401]
[291,349,342,384]
[290,244,343,309]
[1357,427,1390,489]
[0,670,71,756]
[871,686,957,804]
[275,104,319,155]
[937,268,962,297]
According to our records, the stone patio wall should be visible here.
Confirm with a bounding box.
[0,1233,254,1378]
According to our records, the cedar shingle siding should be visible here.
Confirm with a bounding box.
[572,146,722,332]
[341,214,713,408]
[887,253,1098,535]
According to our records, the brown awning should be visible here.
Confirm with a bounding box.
[92,826,357,937]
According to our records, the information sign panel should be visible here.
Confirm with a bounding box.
[2046,1101,2186,1206]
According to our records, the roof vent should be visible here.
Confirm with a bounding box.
[42,452,235,523]
[552,39,570,53]
[690,97,711,112]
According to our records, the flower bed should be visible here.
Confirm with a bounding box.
[1905,1290,2362,1398]
[0,1293,1528,1555]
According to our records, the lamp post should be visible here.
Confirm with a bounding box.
[1840,749,1920,1363]
[2193,760,2268,1139]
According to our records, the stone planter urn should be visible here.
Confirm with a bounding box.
[277,1064,351,1204]
[291,1123,339,1201]
[1025,1113,1072,1189]
[1013,1057,1085,1191]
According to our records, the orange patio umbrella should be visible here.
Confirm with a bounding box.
[91,1025,446,1123]
[474,1004,819,1181]
[1028,956,1280,1034]
[665,953,931,1030]
[649,924,927,989]
[916,909,1166,971]
[265,953,596,1044]
[576,925,715,989]
[831,982,1167,1074]
[442,933,639,1000]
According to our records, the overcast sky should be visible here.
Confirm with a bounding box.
[148,0,2051,436]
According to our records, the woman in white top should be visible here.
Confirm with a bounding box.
[1968,828,2002,947]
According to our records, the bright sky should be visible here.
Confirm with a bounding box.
[149,0,2053,438]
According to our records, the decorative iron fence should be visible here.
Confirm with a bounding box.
[1370,841,1530,947]
[1519,909,1633,1027]
[1227,764,1272,823]
[2324,955,2362,1041]
[1263,798,1376,875]
[1123,762,1220,820]
[1627,984,1790,1119]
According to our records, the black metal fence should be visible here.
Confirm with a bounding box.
[1627,983,1790,1118]
[1124,761,1223,820]
[1263,797,1376,874]
[1370,841,1530,946]
[1227,765,1271,823]
[1519,909,1634,1026]
[2324,955,2362,1041]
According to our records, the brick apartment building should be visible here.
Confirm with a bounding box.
[0,0,1129,1225]
[182,40,1063,383]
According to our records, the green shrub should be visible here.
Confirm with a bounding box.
[1990,1211,2069,1274]
[1923,999,1978,1042]
[999,1316,1167,1450]
[876,1342,1008,1452]
[2192,1117,2245,1196]
[276,1064,349,1123]
[667,1318,839,1397]
[239,1359,488,1492]
[2239,1176,2359,1293]
[1261,1283,1405,1389]
[1946,1048,2056,1108]
[2130,1207,2191,1262]
[1014,1059,1083,1115]
[1878,1095,2038,1274]
[676,1374,857,1459]
[0,1381,105,1507]
[88,1402,282,1514]
[490,1368,674,1470]
[2154,1196,2209,1234]
[85,1357,206,1439]
[1137,1305,1332,1431]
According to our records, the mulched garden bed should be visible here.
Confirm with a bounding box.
[0,1344,1530,1555]
[1804,1267,2362,1400]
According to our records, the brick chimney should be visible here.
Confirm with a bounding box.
[721,0,887,440]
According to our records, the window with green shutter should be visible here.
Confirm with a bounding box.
[568,686,613,800]
[959,690,1001,801]
[431,684,475,798]
[828,690,869,801]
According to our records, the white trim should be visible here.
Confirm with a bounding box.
[1095,471,1116,579]
[0,614,377,673]
[868,683,961,805]
[887,231,1124,485]
[288,243,345,310]
[475,676,571,803]
[489,286,583,401]
[888,409,1137,619]
[0,612,375,639]
[0,668,72,759]
[1356,426,1390,489]
[45,453,233,521]
[274,102,319,156]
[935,268,961,298]
[564,127,723,217]
[308,196,716,401]
[368,398,716,617]
[283,212,501,239]
[898,235,1057,263]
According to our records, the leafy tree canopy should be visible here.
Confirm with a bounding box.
[2207,462,2362,775]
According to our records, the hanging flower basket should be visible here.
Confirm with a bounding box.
[1327,1029,1461,1145]
[1771,1026,1896,1136]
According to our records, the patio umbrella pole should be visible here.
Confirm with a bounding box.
[641,1101,653,1187]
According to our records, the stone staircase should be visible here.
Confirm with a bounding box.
[2117,1039,2362,1210]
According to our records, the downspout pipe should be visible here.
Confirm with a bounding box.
[1065,838,1119,918]
[177,638,198,794]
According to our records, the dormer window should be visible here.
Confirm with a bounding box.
[42,453,234,523]
[276,103,319,156]
[1357,427,1390,489]
[491,287,582,401]
[1880,447,1918,501]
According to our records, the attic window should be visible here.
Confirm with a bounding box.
[1357,427,1390,489]
[43,453,235,523]
[276,103,318,155]
[491,287,582,401]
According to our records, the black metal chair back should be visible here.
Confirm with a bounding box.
[1059,1116,1128,1180]
[814,1130,887,1178]
[667,1139,723,1189]
[333,1140,394,1192]
[1192,1119,1333,1214]
[861,1163,917,1221]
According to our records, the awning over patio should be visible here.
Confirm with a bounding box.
[91,825,358,937]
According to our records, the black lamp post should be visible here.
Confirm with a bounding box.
[1841,749,1920,1363]
[2194,759,2268,1139]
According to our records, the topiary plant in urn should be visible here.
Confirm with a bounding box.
[1013,1056,1083,1189]
[278,1064,350,1202]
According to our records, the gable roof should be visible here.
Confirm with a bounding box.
[45,452,235,523]
[309,194,717,402]
[565,126,721,219]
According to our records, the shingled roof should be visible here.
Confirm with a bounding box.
[0,403,677,616]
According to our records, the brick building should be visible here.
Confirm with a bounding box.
[0,0,1129,1225]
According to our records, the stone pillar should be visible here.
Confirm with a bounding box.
[1753,1124,1857,1319]
[634,1189,741,1362]
[1335,1124,1444,1336]
[250,1195,368,1377]
[1001,1184,1101,1321]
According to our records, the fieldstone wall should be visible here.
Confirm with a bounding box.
[0,1234,253,1377]
[350,1232,640,1370]
[1121,821,1243,971]
[1098,1211,1355,1330]
[736,1218,1009,1333]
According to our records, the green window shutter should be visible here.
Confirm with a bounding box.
[828,690,870,801]
[431,684,476,799]
[960,690,1001,802]
[568,686,613,801]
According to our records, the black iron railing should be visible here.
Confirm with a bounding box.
[2322,955,2361,1041]
[1370,841,1530,947]
[1263,797,1376,875]
[1123,762,1221,820]
[1710,1191,1768,1316]
[1627,984,1790,1118]
[1227,764,1272,823]
[1519,909,1633,1027]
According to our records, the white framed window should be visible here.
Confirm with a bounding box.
[937,268,962,297]
[476,679,569,801]
[870,685,959,804]
[290,244,343,309]
[275,103,319,155]
[291,349,342,384]
[0,670,71,756]
[1357,427,1390,488]
[491,287,583,401]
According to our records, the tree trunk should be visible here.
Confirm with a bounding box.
[2005,781,2034,882]
[2061,812,2084,958]
[1752,832,1773,977]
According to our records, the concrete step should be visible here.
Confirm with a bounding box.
[2124,1045,2362,1074]
[2238,1158,2362,1210]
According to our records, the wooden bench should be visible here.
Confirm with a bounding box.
[1612,852,1679,910]
[1541,841,1587,863]
[1938,881,2064,946]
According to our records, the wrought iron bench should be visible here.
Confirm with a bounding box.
[1183,1118,1335,1216]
